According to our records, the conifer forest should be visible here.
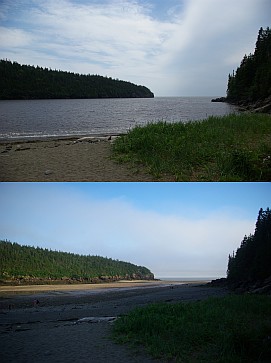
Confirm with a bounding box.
[227,27,271,104]
[227,208,271,285]
[0,240,154,284]
[0,59,154,100]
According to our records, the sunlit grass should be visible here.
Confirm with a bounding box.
[113,113,271,181]
[113,294,271,363]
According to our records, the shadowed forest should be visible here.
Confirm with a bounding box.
[227,27,271,106]
[227,207,271,289]
[0,60,154,100]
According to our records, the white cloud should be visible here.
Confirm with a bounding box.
[0,185,255,278]
[0,27,33,48]
[0,0,269,95]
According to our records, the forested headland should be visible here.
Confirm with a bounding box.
[0,60,154,100]
[0,240,154,285]
[227,207,271,290]
[213,27,271,112]
[210,208,271,293]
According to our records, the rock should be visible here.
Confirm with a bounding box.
[251,284,271,295]
[254,102,271,113]
[263,276,271,285]
[228,95,271,114]
[211,97,227,102]
[207,278,227,287]
[44,170,53,175]
[15,146,31,151]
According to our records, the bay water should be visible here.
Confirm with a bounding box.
[0,97,238,140]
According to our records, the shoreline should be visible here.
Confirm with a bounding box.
[0,280,168,296]
[0,132,126,144]
[0,134,163,181]
[0,279,213,297]
[0,283,228,363]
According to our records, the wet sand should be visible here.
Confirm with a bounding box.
[0,280,171,296]
[0,283,229,363]
[0,136,170,182]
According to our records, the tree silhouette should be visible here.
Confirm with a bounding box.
[227,208,271,284]
[0,60,154,100]
[227,27,271,104]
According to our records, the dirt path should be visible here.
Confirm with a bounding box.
[0,137,164,181]
[0,284,228,363]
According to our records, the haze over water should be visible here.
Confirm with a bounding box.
[0,97,238,140]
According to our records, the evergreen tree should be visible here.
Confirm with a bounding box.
[0,240,154,283]
[0,60,154,100]
[227,27,271,104]
[227,208,271,284]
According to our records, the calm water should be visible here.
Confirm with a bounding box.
[0,97,238,140]
[159,277,217,282]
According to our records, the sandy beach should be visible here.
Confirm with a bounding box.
[0,136,169,182]
[0,282,229,363]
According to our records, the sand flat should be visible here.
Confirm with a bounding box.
[0,136,165,181]
[0,280,167,295]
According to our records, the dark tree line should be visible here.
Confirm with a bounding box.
[227,27,271,104]
[0,60,154,100]
[227,208,271,284]
[0,240,154,282]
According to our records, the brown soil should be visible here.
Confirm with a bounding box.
[0,136,171,181]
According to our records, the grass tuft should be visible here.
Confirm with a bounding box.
[112,294,271,362]
[113,113,271,181]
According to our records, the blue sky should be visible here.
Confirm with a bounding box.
[0,0,269,96]
[0,182,270,278]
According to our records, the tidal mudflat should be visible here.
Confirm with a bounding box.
[0,282,228,363]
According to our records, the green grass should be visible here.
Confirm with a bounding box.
[112,295,271,363]
[113,113,271,181]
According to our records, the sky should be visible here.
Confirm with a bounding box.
[0,182,270,278]
[0,0,270,96]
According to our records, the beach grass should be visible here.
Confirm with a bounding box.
[112,113,271,181]
[112,294,271,363]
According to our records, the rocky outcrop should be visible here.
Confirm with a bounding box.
[208,276,271,295]
[213,95,271,114]
[0,272,155,286]
[211,97,227,102]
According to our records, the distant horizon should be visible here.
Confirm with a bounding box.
[0,58,225,98]
[1,183,269,278]
[157,277,223,280]
[0,238,225,280]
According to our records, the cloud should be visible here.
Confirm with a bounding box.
[0,184,255,277]
[0,0,269,94]
[0,27,33,48]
